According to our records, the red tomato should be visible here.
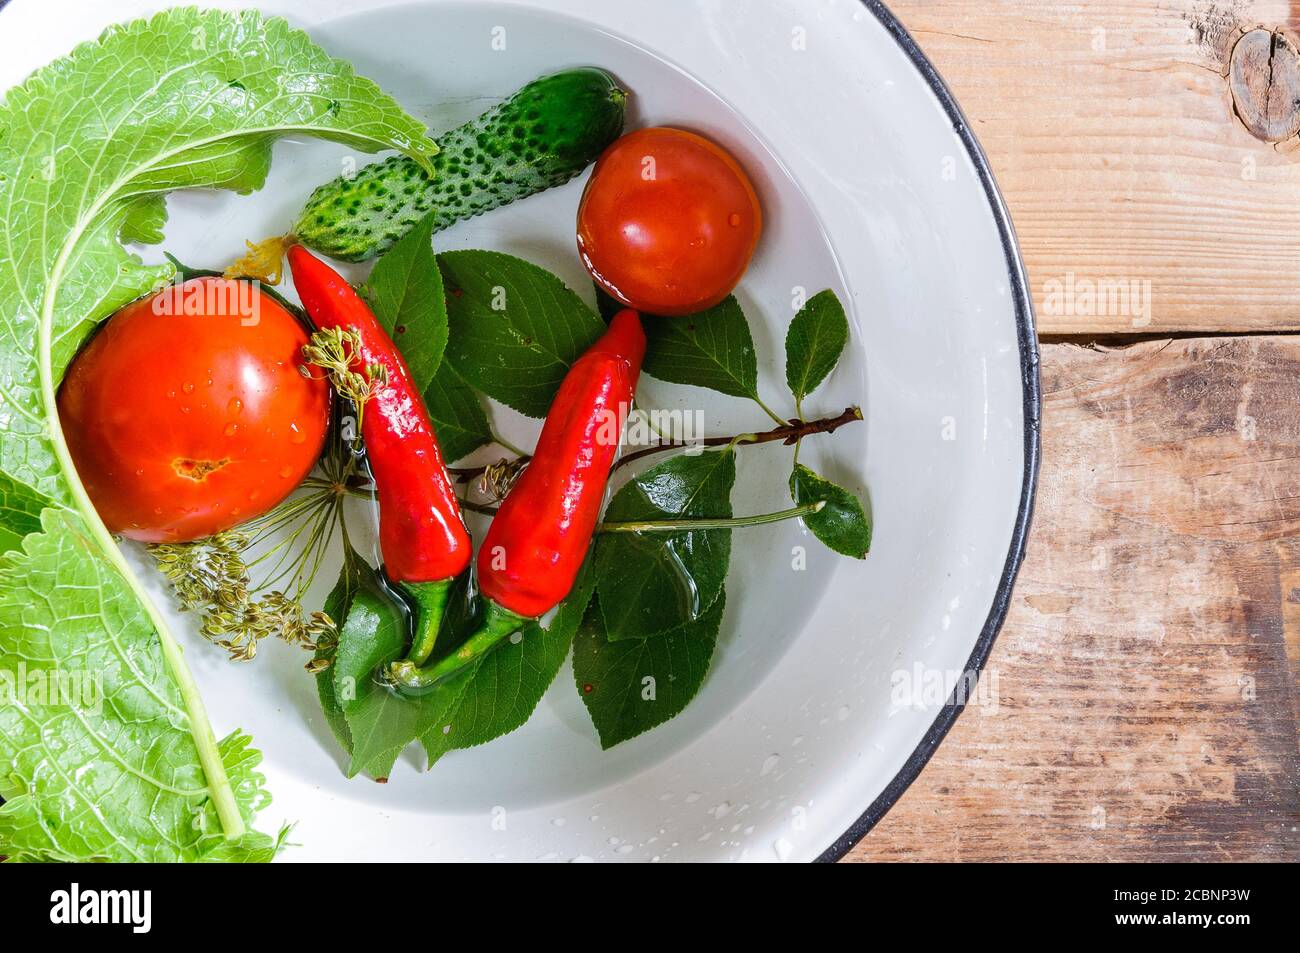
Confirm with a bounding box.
[577,127,762,317]
[58,277,329,543]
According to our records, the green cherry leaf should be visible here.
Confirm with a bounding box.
[440,250,605,417]
[641,296,761,401]
[574,591,725,749]
[422,362,493,463]
[594,449,735,640]
[784,289,848,402]
[362,210,448,389]
[790,463,872,558]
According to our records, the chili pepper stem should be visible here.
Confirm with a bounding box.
[598,501,826,534]
[388,600,529,693]
[396,578,456,668]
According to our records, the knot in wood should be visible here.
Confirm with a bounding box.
[1228,28,1300,143]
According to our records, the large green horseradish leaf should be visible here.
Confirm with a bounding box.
[0,8,436,860]
[0,511,278,862]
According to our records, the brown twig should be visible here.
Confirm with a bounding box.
[612,405,863,471]
[447,406,863,486]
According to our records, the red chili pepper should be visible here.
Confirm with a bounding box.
[288,246,470,660]
[389,308,645,691]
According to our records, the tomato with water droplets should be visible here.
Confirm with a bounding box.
[58,276,329,543]
[577,127,761,316]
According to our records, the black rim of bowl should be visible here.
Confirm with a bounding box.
[814,0,1043,863]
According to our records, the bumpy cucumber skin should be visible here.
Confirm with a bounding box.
[295,68,627,261]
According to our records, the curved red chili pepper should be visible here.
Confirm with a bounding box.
[288,246,471,663]
[480,307,645,617]
[389,308,645,691]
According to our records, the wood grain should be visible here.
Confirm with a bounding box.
[889,0,1300,334]
[844,338,1300,861]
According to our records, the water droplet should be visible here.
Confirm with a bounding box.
[551,818,566,827]
[773,838,793,862]
[728,213,742,227]
[278,465,293,479]
[616,844,634,855]
[289,422,306,444]
[227,397,243,416]
[223,422,238,437]
[761,754,780,776]
[182,381,195,394]
[570,855,594,863]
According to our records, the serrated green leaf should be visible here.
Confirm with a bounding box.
[0,7,437,857]
[118,194,169,246]
[784,290,848,402]
[0,510,271,862]
[422,363,493,463]
[362,211,448,389]
[594,450,734,640]
[574,591,724,749]
[200,823,293,863]
[641,296,760,400]
[420,562,597,765]
[440,250,606,416]
[0,471,50,555]
[790,464,872,558]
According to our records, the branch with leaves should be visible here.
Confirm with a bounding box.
[156,241,870,778]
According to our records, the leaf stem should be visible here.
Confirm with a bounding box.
[490,431,530,459]
[598,501,825,534]
[752,393,790,428]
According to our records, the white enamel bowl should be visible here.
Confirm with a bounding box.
[0,0,1039,861]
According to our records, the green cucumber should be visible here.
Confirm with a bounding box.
[294,67,627,261]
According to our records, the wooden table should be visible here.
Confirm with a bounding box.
[844,0,1300,861]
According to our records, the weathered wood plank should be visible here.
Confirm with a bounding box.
[843,338,1300,861]
[890,0,1300,334]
